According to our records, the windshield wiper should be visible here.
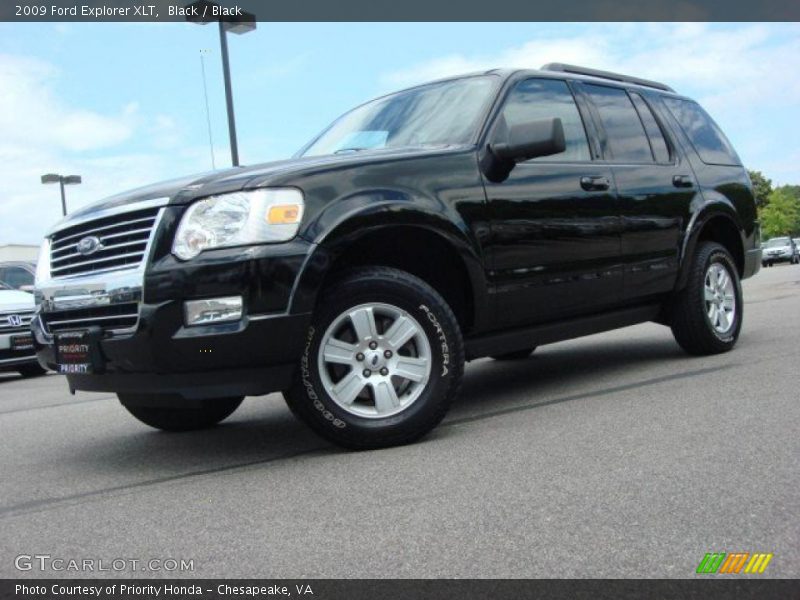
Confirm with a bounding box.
[333,143,452,156]
[333,147,369,154]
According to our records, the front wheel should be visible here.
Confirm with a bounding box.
[119,394,243,432]
[670,242,742,356]
[284,267,464,450]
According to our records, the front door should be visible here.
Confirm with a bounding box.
[482,77,622,328]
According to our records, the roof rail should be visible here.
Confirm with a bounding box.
[541,63,675,93]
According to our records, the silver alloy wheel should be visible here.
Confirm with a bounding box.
[317,302,432,419]
[704,262,736,335]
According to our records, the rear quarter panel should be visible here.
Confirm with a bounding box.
[650,94,759,281]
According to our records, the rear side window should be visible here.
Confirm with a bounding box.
[663,97,740,166]
[583,84,652,162]
[500,78,591,162]
[629,93,670,163]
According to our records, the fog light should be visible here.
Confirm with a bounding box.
[184,296,243,326]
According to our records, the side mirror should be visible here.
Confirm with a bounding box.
[492,117,566,163]
[481,117,566,183]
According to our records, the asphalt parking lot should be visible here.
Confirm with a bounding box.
[1,265,798,579]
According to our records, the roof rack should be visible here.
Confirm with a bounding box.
[541,63,675,93]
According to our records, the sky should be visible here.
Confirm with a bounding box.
[0,22,798,244]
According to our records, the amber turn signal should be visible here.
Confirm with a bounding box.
[266,204,302,224]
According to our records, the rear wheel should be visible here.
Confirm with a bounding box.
[284,267,464,450]
[18,364,46,378]
[670,242,742,355]
[491,347,537,361]
[119,394,243,432]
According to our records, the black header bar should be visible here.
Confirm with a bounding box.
[2,0,800,22]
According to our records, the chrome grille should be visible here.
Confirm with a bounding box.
[49,207,161,277]
[41,303,139,334]
[0,310,34,334]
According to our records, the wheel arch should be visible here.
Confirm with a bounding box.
[677,207,745,291]
[290,203,489,334]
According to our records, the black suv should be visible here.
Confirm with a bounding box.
[33,64,761,449]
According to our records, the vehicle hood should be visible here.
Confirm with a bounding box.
[51,146,468,231]
[60,169,240,224]
[0,290,35,312]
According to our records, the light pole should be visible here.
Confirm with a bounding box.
[199,49,217,170]
[186,1,256,167]
[41,173,82,216]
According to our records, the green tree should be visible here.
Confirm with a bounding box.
[760,186,800,239]
[780,184,800,199]
[747,169,773,208]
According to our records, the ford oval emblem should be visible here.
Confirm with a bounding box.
[76,236,103,256]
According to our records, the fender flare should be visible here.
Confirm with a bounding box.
[288,194,490,330]
[676,204,745,291]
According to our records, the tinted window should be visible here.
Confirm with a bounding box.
[500,78,590,162]
[629,93,670,163]
[1,267,33,289]
[663,97,740,166]
[584,84,652,162]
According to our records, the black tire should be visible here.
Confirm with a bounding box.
[119,394,243,432]
[491,347,537,361]
[18,364,47,378]
[284,266,464,450]
[670,242,743,356]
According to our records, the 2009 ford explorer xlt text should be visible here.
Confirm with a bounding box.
[33,65,762,449]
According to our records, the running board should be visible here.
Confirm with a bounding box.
[465,304,662,360]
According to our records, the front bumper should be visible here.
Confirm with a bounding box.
[761,252,792,264]
[0,351,38,371]
[33,309,309,398]
[34,236,316,399]
[0,331,36,371]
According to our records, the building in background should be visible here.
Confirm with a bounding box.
[0,244,39,263]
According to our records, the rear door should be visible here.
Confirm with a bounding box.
[483,77,622,328]
[579,83,697,300]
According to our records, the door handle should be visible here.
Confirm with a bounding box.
[672,174,694,188]
[580,176,610,191]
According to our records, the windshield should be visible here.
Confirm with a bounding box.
[299,76,497,157]
[765,238,790,247]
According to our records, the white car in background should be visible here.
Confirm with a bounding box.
[761,237,799,266]
[0,282,45,378]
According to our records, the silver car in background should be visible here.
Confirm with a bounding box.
[761,237,799,266]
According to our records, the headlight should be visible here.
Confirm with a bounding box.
[172,188,304,260]
[35,238,51,284]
